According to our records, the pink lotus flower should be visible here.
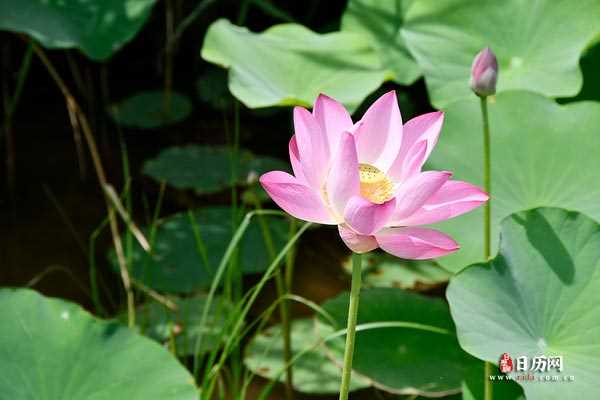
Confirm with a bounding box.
[260,91,488,259]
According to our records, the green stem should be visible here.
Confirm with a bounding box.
[237,0,251,24]
[203,221,311,398]
[228,101,242,397]
[118,133,135,305]
[480,96,493,400]
[283,218,298,399]
[3,43,33,213]
[225,101,241,303]
[338,252,362,400]
[187,209,211,276]
[164,0,174,115]
[285,218,298,291]
[169,0,217,47]
[6,44,33,118]
[192,209,288,375]
[89,218,110,316]
[480,97,491,260]
[252,190,294,400]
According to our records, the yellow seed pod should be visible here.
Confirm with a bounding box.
[358,164,394,204]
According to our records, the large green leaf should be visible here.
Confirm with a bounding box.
[427,91,600,272]
[341,0,420,85]
[0,288,197,399]
[143,145,288,195]
[129,295,231,357]
[0,0,157,61]
[110,207,288,293]
[201,19,390,113]
[320,288,476,396]
[110,91,193,129]
[244,318,370,394]
[402,0,600,108]
[447,208,600,399]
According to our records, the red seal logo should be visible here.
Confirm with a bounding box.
[499,353,513,373]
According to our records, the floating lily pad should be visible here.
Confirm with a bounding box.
[0,288,197,399]
[320,288,477,396]
[109,207,288,293]
[342,252,451,290]
[143,145,288,194]
[244,318,370,394]
[427,91,600,273]
[131,295,231,356]
[201,19,390,112]
[402,0,600,107]
[447,208,600,399]
[0,0,157,60]
[341,0,421,85]
[110,91,193,129]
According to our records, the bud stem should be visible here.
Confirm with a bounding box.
[480,96,493,400]
[480,97,492,260]
[338,252,362,400]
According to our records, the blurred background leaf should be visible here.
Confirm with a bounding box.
[244,318,371,394]
[196,67,233,111]
[201,19,391,113]
[110,91,193,129]
[109,207,288,293]
[124,295,231,357]
[342,251,451,290]
[0,0,158,60]
[142,145,288,195]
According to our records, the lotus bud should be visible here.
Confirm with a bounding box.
[470,47,498,97]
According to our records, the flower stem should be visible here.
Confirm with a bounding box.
[480,96,493,400]
[339,252,362,400]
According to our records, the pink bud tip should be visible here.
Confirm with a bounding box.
[470,47,498,97]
